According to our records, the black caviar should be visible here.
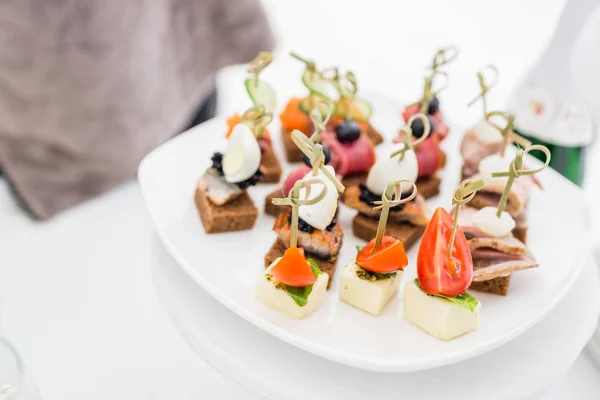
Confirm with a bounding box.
[287,215,337,233]
[211,152,262,189]
[358,183,413,211]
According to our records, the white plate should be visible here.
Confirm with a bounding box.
[152,234,600,400]
[138,93,591,373]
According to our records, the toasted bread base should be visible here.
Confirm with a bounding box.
[264,188,285,217]
[260,148,282,183]
[513,227,527,244]
[416,175,441,199]
[264,239,337,289]
[195,184,258,233]
[352,214,425,251]
[366,124,384,145]
[469,275,511,296]
[341,173,369,189]
[281,128,304,162]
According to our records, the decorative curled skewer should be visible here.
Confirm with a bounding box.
[272,178,328,248]
[390,113,432,161]
[290,129,345,192]
[448,179,487,253]
[371,180,418,251]
[430,46,460,74]
[467,65,499,117]
[490,144,551,218]
[290,52,317,71]
[247,52,273,88]
[242,104,273,138]
[485,111,531,156]
[415,71,449,114]
[308,101,333,143]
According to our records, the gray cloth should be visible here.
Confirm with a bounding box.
[0,0,274,219]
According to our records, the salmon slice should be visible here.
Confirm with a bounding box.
[273,209,343,259]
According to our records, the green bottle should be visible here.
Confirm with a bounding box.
[510,81,592,186]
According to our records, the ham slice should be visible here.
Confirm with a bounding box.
[282,165,311,196]
[402,104,450,141]
[415,138,442,177]
[457,206,539,282]
[460,128,503,178]
[392,135,443,178]
[468,173,535,217]
[321,130,375,176]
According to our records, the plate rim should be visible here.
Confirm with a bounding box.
[138,116,592,373]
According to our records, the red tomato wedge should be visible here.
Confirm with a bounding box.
[270,247,317,287]
[356,236,408,273]
[417,208,473,296]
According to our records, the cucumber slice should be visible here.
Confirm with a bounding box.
[299,94,331,116]
[301,70,337,100]
[245,78,276,114]
[334,97,372,122]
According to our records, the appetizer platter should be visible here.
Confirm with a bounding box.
[139,54,592,372]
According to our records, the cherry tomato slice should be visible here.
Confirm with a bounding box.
[356,236,408,273]
[417,208,473,297]
[270,247,317,287]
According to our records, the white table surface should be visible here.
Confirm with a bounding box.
[1,0,600,398]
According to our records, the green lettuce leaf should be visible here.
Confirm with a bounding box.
[284,284,314,307]
[414,279,479,312]
[307,258,321,278]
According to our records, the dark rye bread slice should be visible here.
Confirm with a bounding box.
[264,239,337,289]
[281,128,303,162]
[195,184,258,233]
[352,214,425,251]
[264,187,285,217]
[365,123,384,145]
[259,147,282,184]
[416,175,441,199]
[469,275,511,296]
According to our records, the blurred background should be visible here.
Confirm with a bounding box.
[1,0,600,398]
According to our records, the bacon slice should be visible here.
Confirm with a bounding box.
[344,186,430,226]
[273,209,343,258]
[457,206,538,282]
[467,174,535,217]
[460,129,503,178]
[321,130,375,176]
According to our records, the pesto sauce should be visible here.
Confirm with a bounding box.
[356,267,397,282]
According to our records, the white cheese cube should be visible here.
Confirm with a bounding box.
[403,281,481,340]
[255,258,329,320]
[339,262,403,315]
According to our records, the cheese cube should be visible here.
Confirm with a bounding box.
[255,258,329,320]
[339,262,403,315]
[403,280,481,340]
